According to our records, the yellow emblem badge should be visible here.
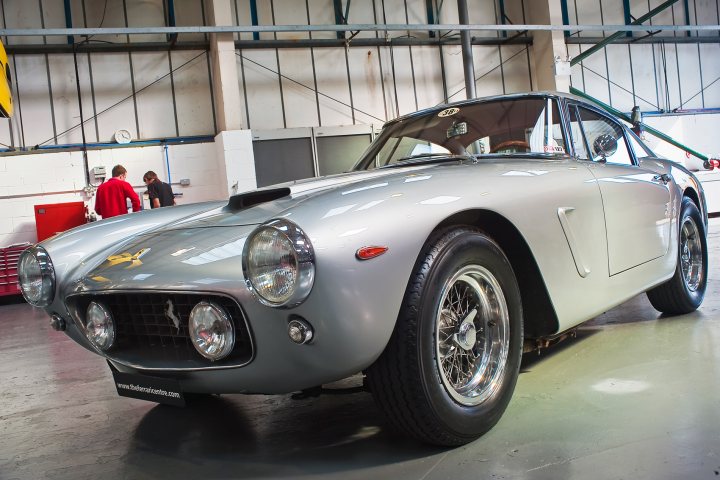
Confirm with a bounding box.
[104,248,151,270]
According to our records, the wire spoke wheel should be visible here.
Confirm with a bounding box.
[366,228,522,446]
[436,265,509,406]
[680,216,703,292]
[646,197,707,315]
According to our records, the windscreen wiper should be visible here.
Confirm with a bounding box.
[381,153,473,168]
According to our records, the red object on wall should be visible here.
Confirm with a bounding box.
[34,201,87,242]
[0,244,28,296]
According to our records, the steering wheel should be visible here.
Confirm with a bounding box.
[490,140,531,154]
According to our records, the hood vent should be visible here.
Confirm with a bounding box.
[226,187,291,211]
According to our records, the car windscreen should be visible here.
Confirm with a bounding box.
[353,97,568,170]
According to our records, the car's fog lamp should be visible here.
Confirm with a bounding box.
[18,247,55,307]
[288,318,313,344]
[85,301,116,351]
[242,219,315,308]
[189,301,235,361]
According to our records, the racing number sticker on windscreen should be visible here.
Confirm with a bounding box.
[544,145,565,154]
[438,107,460,118]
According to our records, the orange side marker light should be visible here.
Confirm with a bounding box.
[356,246,389,260]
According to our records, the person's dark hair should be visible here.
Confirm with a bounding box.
[143,171,158,182]
[111,165,127,178]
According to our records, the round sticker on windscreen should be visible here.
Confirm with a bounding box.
[438,107,460,118]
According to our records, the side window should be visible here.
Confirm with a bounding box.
[576,107,634,165]
[549,101,566,153]
[568,106,589,160]
[525,98,567,155]
[626,129,655,159]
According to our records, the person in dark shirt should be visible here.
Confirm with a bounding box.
[95,164,141,218]
[142,171,175,208]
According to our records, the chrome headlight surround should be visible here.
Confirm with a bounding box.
[189,301,235,361]
[242,219,315,308]
[84,301,116,351]
[18,246,55,307]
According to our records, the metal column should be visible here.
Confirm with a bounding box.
[457,0,475,99]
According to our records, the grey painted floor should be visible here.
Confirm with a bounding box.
[1,219,719,480]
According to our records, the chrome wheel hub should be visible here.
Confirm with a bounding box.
[680,216,703,292]
[435,265,509,406]
[455,319,477,351]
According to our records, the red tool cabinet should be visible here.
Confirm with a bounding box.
[34,201,86,242]
[0,244,28,296]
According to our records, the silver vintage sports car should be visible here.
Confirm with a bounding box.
[19,92,708,446]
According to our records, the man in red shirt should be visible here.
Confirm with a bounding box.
[94,165,141,219]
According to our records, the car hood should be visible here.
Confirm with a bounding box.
[74,157,569,291]
[167,164,444,229]
[74,166,439,290]
[79,224,258,292]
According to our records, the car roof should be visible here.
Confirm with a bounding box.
[384,91,590,127]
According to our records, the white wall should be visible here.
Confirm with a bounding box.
[0,0,719,251]
[642,112,720,213]
[0,0,716,140]
[0,141,222,247]
[234,0,535,129]
[567,0,720,112]
[643,113,720,169]
[0,0,537,143]
[0,0,215,148]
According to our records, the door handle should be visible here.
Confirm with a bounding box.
[652,173,671,185]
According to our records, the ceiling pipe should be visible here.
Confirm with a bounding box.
[62,0,73,44]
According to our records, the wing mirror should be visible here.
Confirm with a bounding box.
[592,134,618,161]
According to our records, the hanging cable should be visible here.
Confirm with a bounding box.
[681,75,720,107]
[84,0,109,43]
[579,64,660,110]
[658,43,669,110]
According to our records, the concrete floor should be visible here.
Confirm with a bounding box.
[1,219,719,480]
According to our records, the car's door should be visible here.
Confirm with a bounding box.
[569,105,672,275]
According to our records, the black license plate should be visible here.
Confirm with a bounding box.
[112,370,186,407]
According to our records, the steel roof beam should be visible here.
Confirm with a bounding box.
[0,24,718,37]
[566,36,720,44]
[4,36,533,55]
[570,0,681,66]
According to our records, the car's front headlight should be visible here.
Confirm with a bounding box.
[189,301,235,360]
[18,247,55,307]
[242,219,315,307]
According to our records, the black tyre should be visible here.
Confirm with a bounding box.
[647,197,707,314]
[366,227,523,446]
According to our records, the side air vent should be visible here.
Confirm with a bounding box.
[227,187,291,211]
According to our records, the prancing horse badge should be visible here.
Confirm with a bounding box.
[165,299,181,333]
